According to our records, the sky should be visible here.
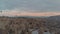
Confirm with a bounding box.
[0,0,60,16]
[0,0,60,12]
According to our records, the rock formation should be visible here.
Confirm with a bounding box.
[0,16,60,34]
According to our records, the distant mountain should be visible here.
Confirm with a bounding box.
[46,15,60,21]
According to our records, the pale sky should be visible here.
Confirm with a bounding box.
[0,0,60,16]
[0,0,60,12]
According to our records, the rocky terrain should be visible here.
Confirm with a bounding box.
[0,15,60,34]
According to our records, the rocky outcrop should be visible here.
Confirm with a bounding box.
[0,16,60,34]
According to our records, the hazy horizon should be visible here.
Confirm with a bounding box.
[0,10,60,16]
